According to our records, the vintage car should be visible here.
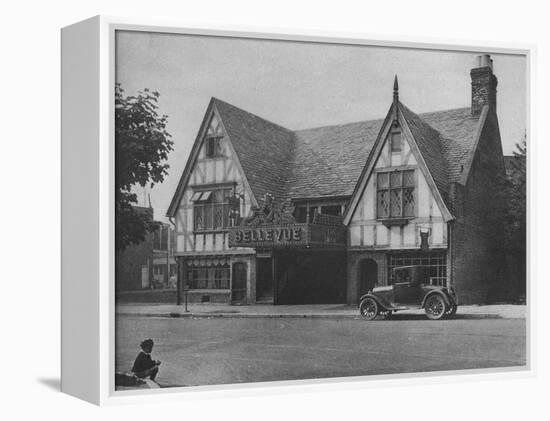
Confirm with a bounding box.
[359,265,458,320]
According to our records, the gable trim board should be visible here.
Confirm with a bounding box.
[343,101,454,226]
[166,99,258,218]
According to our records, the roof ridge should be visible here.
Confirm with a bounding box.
[294,106,474,135]
[417,106,472,116]
[294,117,385,134]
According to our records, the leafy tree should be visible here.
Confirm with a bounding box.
[115,84,173,251]
[503,137,527,297]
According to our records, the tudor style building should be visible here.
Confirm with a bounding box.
[167,54,507,306]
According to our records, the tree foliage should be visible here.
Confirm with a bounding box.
[115,84,173,251]
[503,137,527,296]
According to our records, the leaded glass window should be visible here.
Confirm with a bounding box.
[377,191,390,218]
[390,189,402,216]
[390,171,402,188]
[377,169,415,218]
[377,172,389,189]
[192,188,232,231]
[194,206,204,230]
[403,188,415,217]
[403,170,415,187]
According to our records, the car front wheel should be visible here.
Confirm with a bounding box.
[359,297,379,321]
[424,294,447,320]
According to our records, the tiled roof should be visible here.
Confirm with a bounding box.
[212,98,481,206]
[213,98,296,203]
[420,107,479,184]
[288,118,384,199]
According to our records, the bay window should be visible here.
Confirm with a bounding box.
[377,169,415,218]
[193,188,232,231]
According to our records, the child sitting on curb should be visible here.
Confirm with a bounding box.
[132,339,161,381]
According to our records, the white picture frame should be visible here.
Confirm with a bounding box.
[61,15,533,405]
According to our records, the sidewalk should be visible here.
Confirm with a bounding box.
[116,302,526,319]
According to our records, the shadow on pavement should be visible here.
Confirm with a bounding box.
[381,313,501,321]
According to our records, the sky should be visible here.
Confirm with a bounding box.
[115,30,527,222]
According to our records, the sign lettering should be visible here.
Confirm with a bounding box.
[231,227,303,246]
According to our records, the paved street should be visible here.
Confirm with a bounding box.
[115,315,526,389]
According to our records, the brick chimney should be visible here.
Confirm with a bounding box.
[470,54,498,117]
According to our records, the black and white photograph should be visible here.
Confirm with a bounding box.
[6,0,550,418]
[113,30,527,391]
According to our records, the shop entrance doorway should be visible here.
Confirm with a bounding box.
[231,262,247,304]
[359,259,378,296]
[256,257,274,303]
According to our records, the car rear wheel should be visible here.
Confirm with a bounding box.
[445,304,458,318]
[359,297,378,321]
[424,294,447,320]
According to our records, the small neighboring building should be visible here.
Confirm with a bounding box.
[115,206,154,291]
[167,54,509,305]
[116,206,177,292]
[152,222,177,289]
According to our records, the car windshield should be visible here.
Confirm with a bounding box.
[394,269,411,283]
[393,266,429,285]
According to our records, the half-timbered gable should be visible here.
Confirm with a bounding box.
[346,104,450,251]
[170,104,255,256]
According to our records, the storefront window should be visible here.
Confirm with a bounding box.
[388,252,446,285]
[186,263,230,290]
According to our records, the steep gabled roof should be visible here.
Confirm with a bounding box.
[212,98,296,202]
[287,119,383,199]
[285,106,481,202]
[399,103,450,205]
[421,107,481,185]
[167,97,485,218]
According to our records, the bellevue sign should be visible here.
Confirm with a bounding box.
[227,223,346,249]
[229,225,305,247]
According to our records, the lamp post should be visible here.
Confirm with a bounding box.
[184,271,189,313]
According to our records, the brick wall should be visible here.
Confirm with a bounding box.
[116,289,176,303]
[449,111,507,304]
[471,67,498,117]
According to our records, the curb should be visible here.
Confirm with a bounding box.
[118,312,360,319]
[116,311,524,320]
